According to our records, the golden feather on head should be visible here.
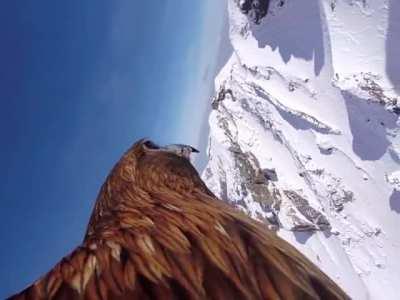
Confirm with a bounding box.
[9,139,349,300]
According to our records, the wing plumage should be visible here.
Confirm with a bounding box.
[9,140,349,299]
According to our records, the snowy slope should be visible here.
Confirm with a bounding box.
[202,1,400,299]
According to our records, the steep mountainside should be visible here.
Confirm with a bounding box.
[202,1,400,299]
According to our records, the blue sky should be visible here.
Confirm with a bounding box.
[0,1,226,297]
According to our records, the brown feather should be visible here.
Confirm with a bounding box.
[7,139,350,299]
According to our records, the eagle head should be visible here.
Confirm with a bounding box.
[112,139,206,195]
[141,139,199,160]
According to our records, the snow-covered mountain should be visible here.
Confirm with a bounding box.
[202,1,400,299]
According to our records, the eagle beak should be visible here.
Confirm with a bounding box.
[162,144,200,160]
[190,147,200,153]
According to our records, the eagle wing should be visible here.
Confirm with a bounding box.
[9,147,349,300]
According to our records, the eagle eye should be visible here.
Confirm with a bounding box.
[143,140,160,150]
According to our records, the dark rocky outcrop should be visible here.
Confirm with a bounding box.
[237,0,271,24]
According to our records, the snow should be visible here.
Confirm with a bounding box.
[202,0,400,299]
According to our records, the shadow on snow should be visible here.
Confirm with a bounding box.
[386,0,400,95]
[251,0,325,75]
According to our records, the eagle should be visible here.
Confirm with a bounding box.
[8,139,349,299]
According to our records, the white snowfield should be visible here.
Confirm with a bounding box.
[202,0,400,299]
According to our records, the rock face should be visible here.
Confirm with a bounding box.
[235,0,271,24]
[203,1,400,299]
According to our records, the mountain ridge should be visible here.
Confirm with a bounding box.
[202,1,400,299]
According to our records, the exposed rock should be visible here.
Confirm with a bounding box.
[283,190,331,231]
[236,0,271,24]
[211,87,234,110]
[262,168,278,181]
[386,171,400,191]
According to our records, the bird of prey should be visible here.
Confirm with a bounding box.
[8,139,349,299]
